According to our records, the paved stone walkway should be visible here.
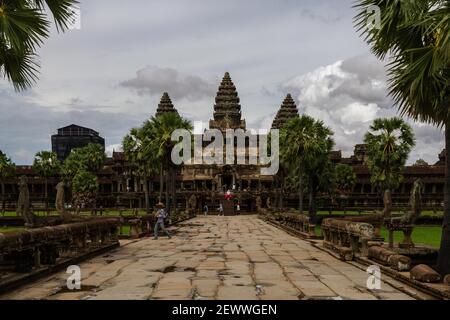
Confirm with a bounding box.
[0,216,425,300]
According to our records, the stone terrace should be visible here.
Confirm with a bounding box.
[0,216,431,300]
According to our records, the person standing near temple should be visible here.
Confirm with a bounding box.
[236,202,241,215]
[154,202,171,240]
[218,203,224,216]
[203,204,209,216]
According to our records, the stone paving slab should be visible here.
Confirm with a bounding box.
[0,215,426,300]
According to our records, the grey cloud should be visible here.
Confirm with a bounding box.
[120,66,216,102]
[282,54,444,164]
[0,86,144,165]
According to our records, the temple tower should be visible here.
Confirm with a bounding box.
[209,72,246,131]
[271,94,299,129]
[156,92,179,117]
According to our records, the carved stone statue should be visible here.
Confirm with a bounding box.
[266,197,271,209]
[256,196,262,212]
[385,179,424,249]
[186,194,197,215]
[402,179,424,224]
[17,176,35,227]
[55,181,71,221]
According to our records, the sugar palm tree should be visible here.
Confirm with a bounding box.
[33,150,60,213]
[281,115,334,222]
[0,151,15,213]
[354,0,450,275]
[123,127,158,213]
[148,113,192,214]
[0,0,79,91]
[364,118,415,218]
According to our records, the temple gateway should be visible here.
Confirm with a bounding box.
[0,72,446,213]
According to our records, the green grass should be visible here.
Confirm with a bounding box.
[0,227,25,233]
[317,211,367,216]
[315,225,442,248]
[317,210,443,217]
[379,227,442,248]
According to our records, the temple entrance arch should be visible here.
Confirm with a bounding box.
[221,165,234,191]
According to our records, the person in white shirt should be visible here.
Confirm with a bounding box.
[154,202,171,240]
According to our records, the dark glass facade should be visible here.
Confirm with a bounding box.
[51,124,105,162]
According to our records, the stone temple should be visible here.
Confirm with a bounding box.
[1,72,446,213]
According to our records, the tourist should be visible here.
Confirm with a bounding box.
[236,202,240,215]
[218,203,224,216]
[153,202,171,240]
[203,204,209,216]
[224,190,233,201]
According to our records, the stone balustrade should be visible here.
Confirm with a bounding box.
[119,215,156,238]
[0,218,119,273]
[278,213,319,239]
[321,218,380,261]
[368,246,412,271]
[262,212,320,239]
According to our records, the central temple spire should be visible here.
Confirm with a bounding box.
[210,72,246,131]
[156,92,179,117]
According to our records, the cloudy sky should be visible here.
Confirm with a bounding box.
[0,0,444,165]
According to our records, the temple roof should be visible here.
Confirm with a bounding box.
[271,94,299,129]
[156,92,179,117]
[210,72,246,130]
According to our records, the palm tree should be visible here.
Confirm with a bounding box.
[0,151,15,213]
[364,118,415,218]
[33,151,60,213]
[123,127,158,213]
[354,0,450,275]
[281,115,334,222]
[0,0,79,90]
[148,113,192,214]
[81,144,106,173]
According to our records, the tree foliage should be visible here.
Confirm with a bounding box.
[414,159,429,166]
[0,0,79,90]
[61,143,105,181]
[334,164,356,194]
[0,151,15,178]
[71,170,98,209]
[280,115,334,218]
[33,150,60,178]
[0,151,15,211]
[61,143,105,209]
[354,0,450,126]
[364,117,415,192]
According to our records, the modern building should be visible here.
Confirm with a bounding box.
[51,124,105,162]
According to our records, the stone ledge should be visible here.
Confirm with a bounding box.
[0,242,119,295]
